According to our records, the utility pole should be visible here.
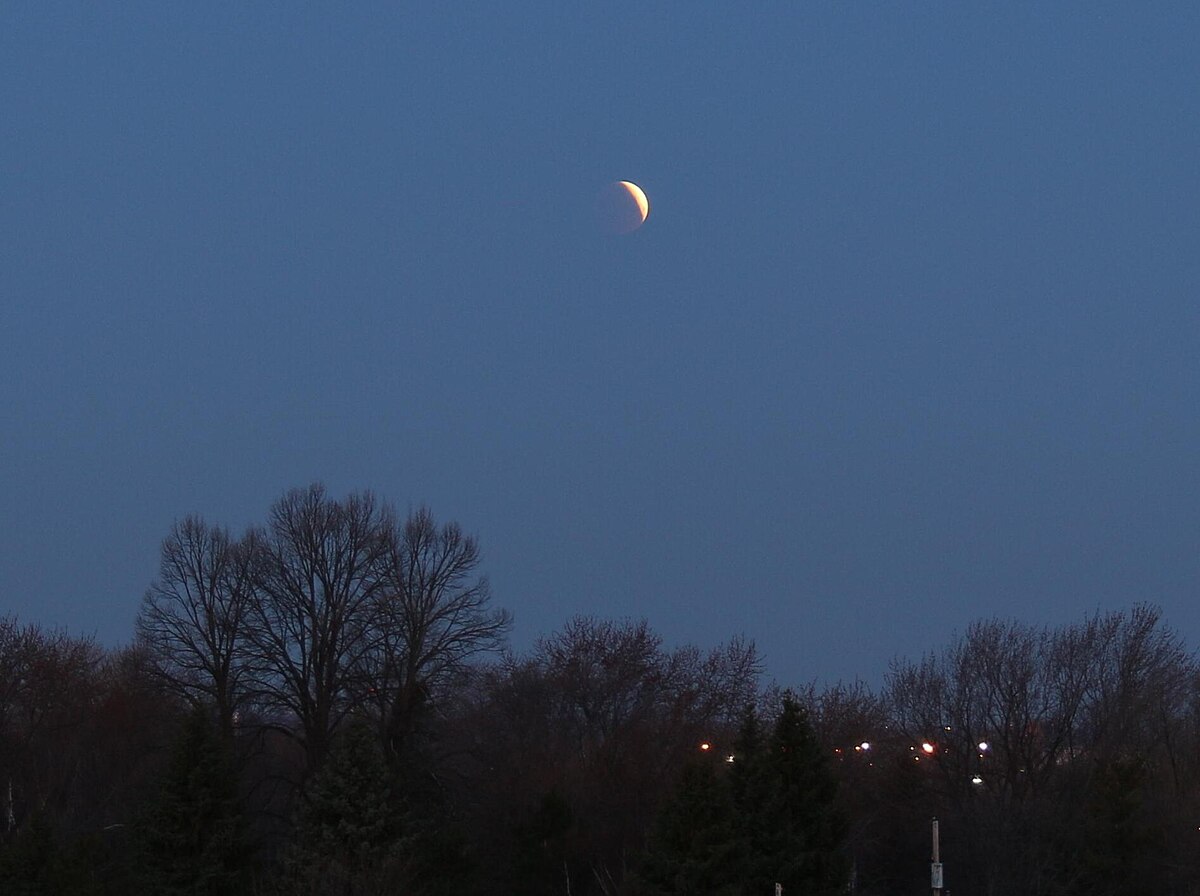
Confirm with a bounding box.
[931,817,943,896]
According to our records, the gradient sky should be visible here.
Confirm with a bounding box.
[4,3,1199,686]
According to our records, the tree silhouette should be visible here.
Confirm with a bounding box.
[136,518,256,740]
[639,755,742,896]
[246,485,395,772]
[753,695,849,896]
[136,706,250,895]
[279,721,419,895]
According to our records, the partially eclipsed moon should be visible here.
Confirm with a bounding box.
[619,181,649,224]
[597,180,650,233]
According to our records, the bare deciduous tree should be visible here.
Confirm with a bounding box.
[884,606,1199,895]
[1077,604,1195,771]
[0,621,109,832]
[135,517,256,737]
[364,507,511,763]
[135,485,513,785]
[245,484,395,771]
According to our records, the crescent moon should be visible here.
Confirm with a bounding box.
[618,181,650,223]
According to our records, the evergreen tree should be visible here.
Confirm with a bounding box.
[747,695,849,896]
[278,720,476,896]
[1077,758,1168,896]
[279,721,411,895]
[729,703,772,893]
[639,699,849,896]
[728,703,764,816]
[639,756,741,896]
[136,706,251,896]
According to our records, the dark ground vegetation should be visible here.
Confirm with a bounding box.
[2,484,1198,895]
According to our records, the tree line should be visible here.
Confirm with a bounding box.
[1,482,1198,895]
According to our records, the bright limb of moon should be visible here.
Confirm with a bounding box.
[619,181,649,223]
[596,180,649,233]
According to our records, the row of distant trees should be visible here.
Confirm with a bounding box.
[827,606,1200,896]
[1,483,1198,895]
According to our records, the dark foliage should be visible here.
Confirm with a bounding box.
[753,696,850,895]
[6,486,1200,896]
[639,697,849,896]
[277,721,411,895]
[507,790,577,896]
[135,706,252,895]
[639,757,742,896]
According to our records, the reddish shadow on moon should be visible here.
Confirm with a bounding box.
[596,180,649,234]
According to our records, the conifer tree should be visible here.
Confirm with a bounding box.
[282,718,478,896]
[639,756,741,896]
[729,702,771,891]
[750,694,849,896]
[136,706,250,895]
[728,703,764,816]
[280,721,410,895]
[1077,758,1167,896]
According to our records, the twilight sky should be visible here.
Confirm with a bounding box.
[4,3,1199,686]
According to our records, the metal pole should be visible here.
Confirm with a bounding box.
[931,817,943,896]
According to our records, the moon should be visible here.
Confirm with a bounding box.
[597,180,650,233]
[619,181,649,224]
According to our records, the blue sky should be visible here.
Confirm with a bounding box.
[3,3,1199,685]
